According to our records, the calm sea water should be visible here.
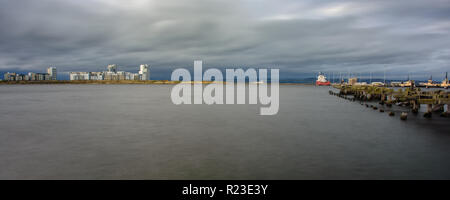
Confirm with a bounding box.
[0,84,449,179]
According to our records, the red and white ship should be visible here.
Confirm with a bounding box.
[316,73,331,86]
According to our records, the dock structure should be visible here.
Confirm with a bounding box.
[330,84,450,118]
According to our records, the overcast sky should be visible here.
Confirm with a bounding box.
[0,0,449,79]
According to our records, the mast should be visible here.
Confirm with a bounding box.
[332,71,335,84]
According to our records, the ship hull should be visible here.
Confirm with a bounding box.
[316,81,331,86]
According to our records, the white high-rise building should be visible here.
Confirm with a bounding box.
[139,64,150,80]
[107,64,117,73]
[47,67,57,80]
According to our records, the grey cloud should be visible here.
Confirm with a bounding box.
[0,0,449,79]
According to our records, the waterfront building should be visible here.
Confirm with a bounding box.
[2,67,54,81]
[47,67,57,80]
[102,71,139,80]
[107,64,117,73]
[103,71,119,80]
[16,74,29,81]
[139,64,150,80]
[126,72,141,80]
[28,72,36,81]
[89,72,104,80]
[116,71,126,80]
[28,72,50,81]
[3,71,50,81]
[39,73,50,80]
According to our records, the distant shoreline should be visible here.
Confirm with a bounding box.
[0,80,182,85]
[0,80,314,85]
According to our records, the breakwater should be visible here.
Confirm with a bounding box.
[330,85,450,119]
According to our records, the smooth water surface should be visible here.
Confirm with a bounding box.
[0,84,449,179]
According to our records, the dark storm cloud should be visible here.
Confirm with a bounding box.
[0,0,449,79]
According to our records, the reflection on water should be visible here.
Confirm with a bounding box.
[0,84,449,179]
